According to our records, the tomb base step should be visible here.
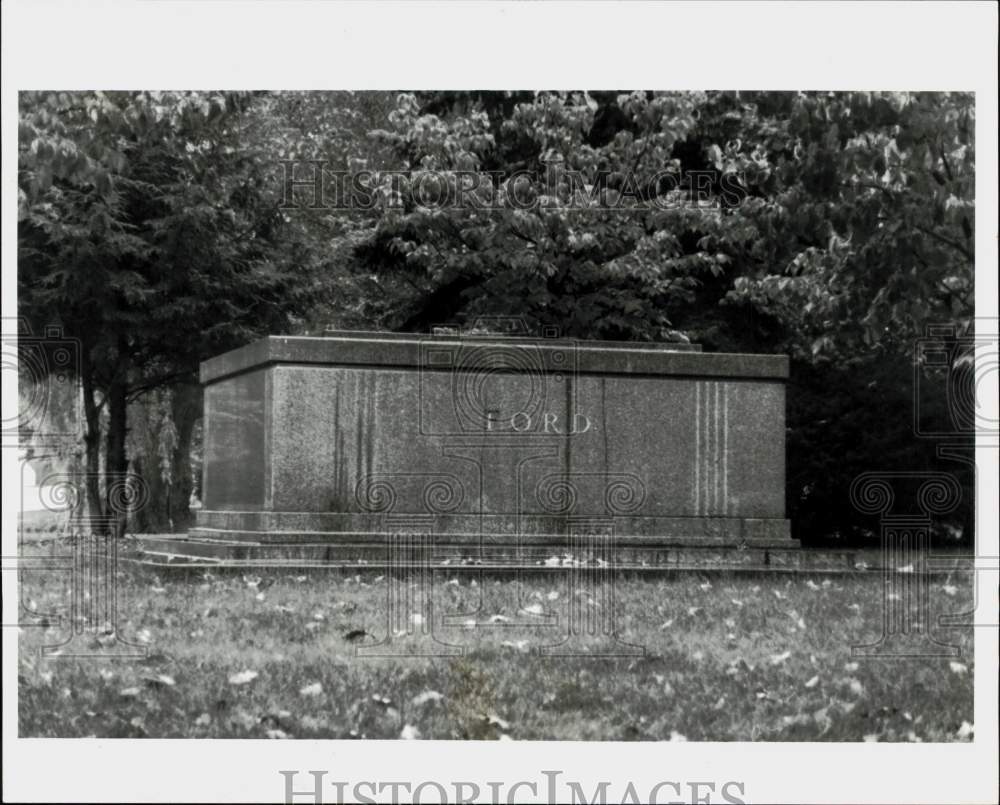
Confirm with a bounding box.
[191,511,793,542]
[127,533,886,574]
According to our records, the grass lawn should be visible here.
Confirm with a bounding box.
[18,559,975,741]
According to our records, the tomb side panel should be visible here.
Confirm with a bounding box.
[724,380,786,518]
[570,375,786,520]
[269,365,481,513]
[202,369,267,510]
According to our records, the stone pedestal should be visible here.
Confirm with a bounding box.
[193,331,791,550]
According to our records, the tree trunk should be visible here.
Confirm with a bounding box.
[168,383,201,532]
[79,346,104,519]
[104,338,129,537]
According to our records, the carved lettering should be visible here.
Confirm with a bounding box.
[504,412,592,434]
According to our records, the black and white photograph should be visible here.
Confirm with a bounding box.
[2,2,997,804]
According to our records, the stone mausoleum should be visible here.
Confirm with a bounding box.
[180,329,791,565]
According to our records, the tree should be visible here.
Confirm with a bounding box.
[717,91,975,362]
[18,91,335,527]
[353,91,713,340]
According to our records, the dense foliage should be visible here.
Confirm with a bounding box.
[18,90,975,540]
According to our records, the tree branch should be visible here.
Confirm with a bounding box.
[915,225,974,263]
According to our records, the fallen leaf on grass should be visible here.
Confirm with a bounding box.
[520,603,544,616]
[956,721,974,739]
[942,584,958,596]
[411,690,444,707]
[299,682,323,697]
[806,580,821,591]
[813,707,831,734]
[501,640,530,653]
[195,713,211,726]
[143,674,176,688]
[844,662,859,672]
[485,713,509,730]
[119,687,141,698]
[846,678,864,696]
[863,733,880,743]
[400,724,421,740]
[228,670,258,686]
[726,658,754,676]
[659,619,674,630]
[94,631,117,648]
[788,611,807,630]
[770,651,791,666]
[804,675,820,689]
[488,615,510,624]
[669,731,687,742]
[266,729,289,739]
[949,661,968,676]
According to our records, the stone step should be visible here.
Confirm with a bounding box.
[131,533,872,573]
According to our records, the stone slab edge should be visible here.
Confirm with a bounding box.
[201,334,790,385]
